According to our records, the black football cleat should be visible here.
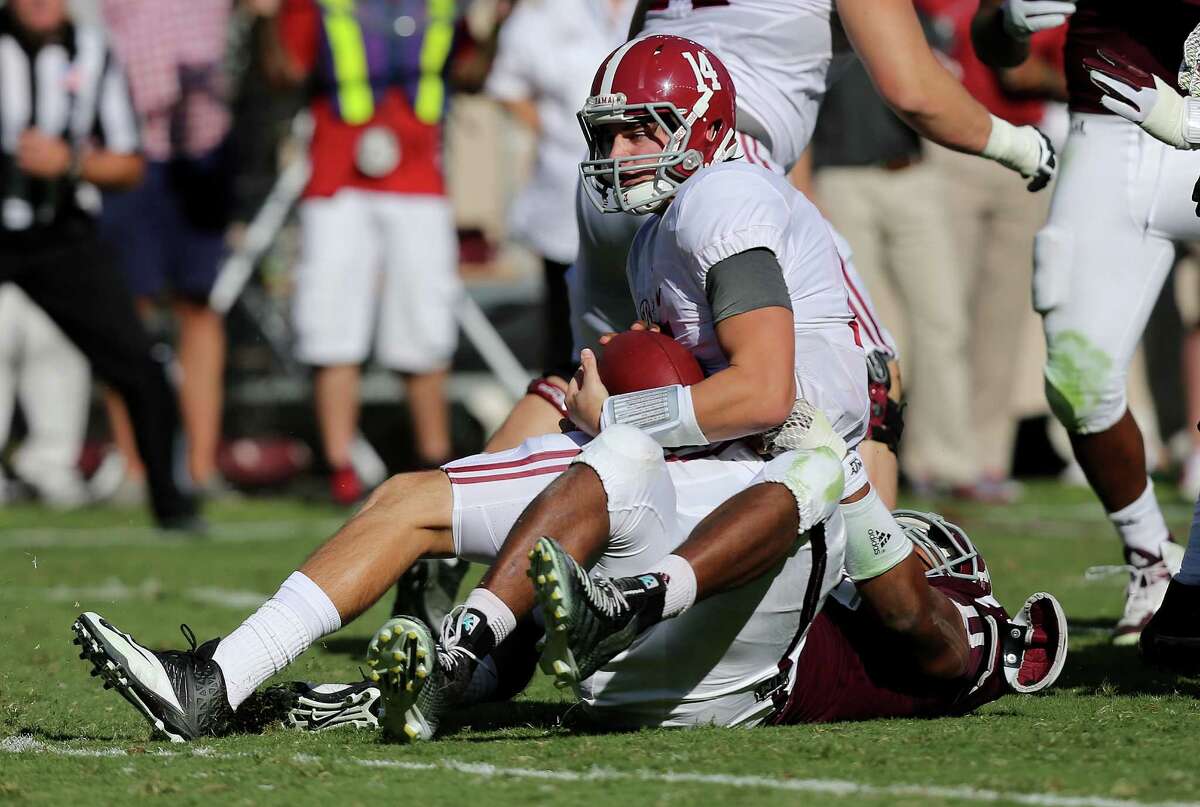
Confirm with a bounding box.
[366,614,477,742]
[1140,578,1200,673]
[72,612,235,742]
[528,536,665,693]
[266,680,382,731]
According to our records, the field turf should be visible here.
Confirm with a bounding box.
[2,482,1199,806]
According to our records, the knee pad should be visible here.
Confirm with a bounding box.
[571,424,673,541]
[1043,330,1124,434]
[759,446,845,534]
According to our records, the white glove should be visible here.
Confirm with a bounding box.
[1001,0,1075,38]
[981,116,1057,191]
[1087,48,1200,150]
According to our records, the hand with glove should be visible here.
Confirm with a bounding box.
[1085,48,1200,150]
[981,117,1057,191]
[1001,0,1075,38]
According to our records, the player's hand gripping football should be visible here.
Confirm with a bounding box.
[566,348,610,437]
[1086,49,1200,150]
[597,319,660,347]
[1000,0,1074,37]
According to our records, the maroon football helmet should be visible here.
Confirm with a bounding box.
[578,35,739,215]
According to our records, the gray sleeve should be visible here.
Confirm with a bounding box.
[704,248,793,324]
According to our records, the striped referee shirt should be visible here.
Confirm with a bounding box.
[0,7,139,233]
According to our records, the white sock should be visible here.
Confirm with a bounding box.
[1176,495,1200,585]
[840,486,913,582]
[463,588,517,645]
[1108,479,1171,557]
[651,554,697,619]
[211,571,341,710]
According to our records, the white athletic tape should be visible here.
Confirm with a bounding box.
[3,737,1197,807]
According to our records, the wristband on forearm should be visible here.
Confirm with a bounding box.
[599,384,708,448]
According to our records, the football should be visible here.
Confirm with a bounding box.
[597,329,705,394]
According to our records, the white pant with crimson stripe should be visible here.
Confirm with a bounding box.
[442,427,849,730]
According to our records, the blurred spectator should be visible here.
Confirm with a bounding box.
[0,285,90,509]
[918,0,1067,495]
[0,0,198,528]
[256,0,466,504]
[484,0,634,378]
[97,0,233,496]
[809,58,979,495]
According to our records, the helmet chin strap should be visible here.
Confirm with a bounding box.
[621,177,675,214]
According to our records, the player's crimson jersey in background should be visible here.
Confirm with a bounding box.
[1065,0,1200,114]
[773,577,1009,724]
[641,0,853,169]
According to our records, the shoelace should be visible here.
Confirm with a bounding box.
[583,573,632,621]
[437,606,481,669]
[179,623,198,652]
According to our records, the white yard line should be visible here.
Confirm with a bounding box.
[3,735,1197,807]
[0,519,341,549]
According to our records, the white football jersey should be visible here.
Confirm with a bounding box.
[625,160,868,443]
[642,0,854,169]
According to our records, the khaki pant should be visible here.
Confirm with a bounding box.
[928,145,1051,475]
[815,160,977,485]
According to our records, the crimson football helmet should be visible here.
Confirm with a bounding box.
[578,34,739,215]
[893,509,992,593]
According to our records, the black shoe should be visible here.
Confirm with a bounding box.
[263,680,382,731]
[72,612,235,742]
[1141,578,1200,673]
[390,558,470,627]
[528,536,665,693]
[367,613,479,742]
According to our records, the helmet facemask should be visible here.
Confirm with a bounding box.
[893,509,991,591]
[578,93,737,215]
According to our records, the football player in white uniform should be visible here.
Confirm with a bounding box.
[67,38,935,743]
[349,37,988,741]
[973,0,1196,645]
[489,0,1058,512]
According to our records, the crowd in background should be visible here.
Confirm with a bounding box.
[2,0,1198,525]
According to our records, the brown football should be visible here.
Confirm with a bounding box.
[598,330,705,394]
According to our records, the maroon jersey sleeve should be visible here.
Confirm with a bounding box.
[772,580,1010,725]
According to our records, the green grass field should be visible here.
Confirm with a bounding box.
[2,482,1199,806]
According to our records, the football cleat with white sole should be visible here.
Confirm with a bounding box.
[1113,542,1185,646]
[366,615,476,742]
[270,680,382,731]
[528,536,664,693]
[72,612,235,742]
[1002,592,1068,693]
